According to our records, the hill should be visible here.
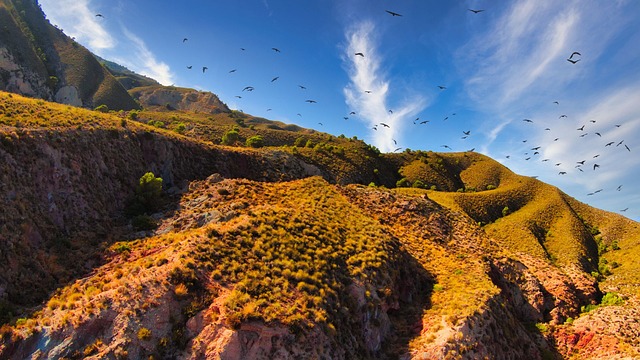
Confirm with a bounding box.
[0,0,139,110]
[96,55,160,90]
[1,92,640,359]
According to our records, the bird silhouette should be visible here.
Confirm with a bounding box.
[305,100,317,103]
[183,38,188,43]
[437,85,447,90]
[385,10,403,16]
[393,139,397,145]
[531,146,541,150]
[388,110,393,114]
[567,58,580,64]
[394,147,403,152]
[577,160,586,165]
[468,9,485,13]
[318,122,323,126]
[617,140,625,146]
[605,142,614,146]
[350,111,356,115]
[242,86,254,92]
[523,119,533,123]
[625,144,631,152]
[617,185,623,191]
[343,117,349,120]
[186,66,192,69]
[595,132,602,137]
[229,69,237,73]
[593,154,600,158]
[569,51,581,59]
[553,101,560,105]
[235,96,242,98]
[271,76,279,82]
[298,85,307,90]
[419,120,429,124]
[272,47,281,53]
[355,52,364,57]
[559,172,567,175]
[577,125,585,131]
[463,131,471,135]
[202,66,208,73]
[441,145,451,150]
[364,90,372,93]
[559,115,567,119]
[593,164,600,170]
[95,13,104,18]
[380,123,390,128]
[580,133,589,138]
[590,120,597,123]
[621,208,629,212]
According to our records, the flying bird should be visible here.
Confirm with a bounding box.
[242,86,255,92]
[621,208,629,212]
[95,13,104,18]
[186,66,192,69]
[388,110,393,114]
[593,164,600,170]
[553,101,560,105]
[350,112,356,115]
[318,122,323,126]
[441,145,451,150]
[419,120,429,124]
[229,69,237,73]
[182,38,188,43]
[523,119,533,123]
[298,85,307,90]
[393,139,397,145]
[595,132,602,137]
[272,47,281,53]
[605,142,614,146]
[567,58,580,64]
[468,9,485,13]
[559,172,567,175]
[202,66,208,73]
[569,51,581,59]
[355,52,364,57]
[271,76,279,82]
[625,144,631,152]
[555,163,562,166]
[385,10,403,16]
[437,85,447,90]
[380,123,390,128]
[617,185,623,191]
[343,117,349,120]
[364,90,372,93]
[394,147,403,152]
[577,160,586,165]
[577,125,585,131]
[305,99,317,103]
[559,115,567,119]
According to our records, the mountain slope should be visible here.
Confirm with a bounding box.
[0,0,139,110]
[1,92,640,358]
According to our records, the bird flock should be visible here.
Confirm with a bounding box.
[96,6,633,214]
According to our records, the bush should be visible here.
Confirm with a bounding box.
[137,327,152,341]
[221,129,240,145]
[502,206,510,217]
[413,180,426,189]
[246,135,264,148]
[94,104,109,113]
[132,214,157,231]
[601,292,624,306]
[175,123,187,134]
[396,178,410,188]
[127,110,139,120]
[294,137,306,147]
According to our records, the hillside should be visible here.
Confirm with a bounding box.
[1,92,640,359]
[0,0,139,110]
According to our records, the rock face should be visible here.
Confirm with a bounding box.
[130,86,230,114]
[0,0,139,110]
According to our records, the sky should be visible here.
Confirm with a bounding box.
[39,0,640,221]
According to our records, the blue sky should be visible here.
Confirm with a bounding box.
[39,0,640,220]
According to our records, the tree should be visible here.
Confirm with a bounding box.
[126,172,163,216]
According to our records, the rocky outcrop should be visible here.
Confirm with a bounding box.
[130,86,230,114]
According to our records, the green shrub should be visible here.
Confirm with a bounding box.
[175,123,187,134]
[601,292,624,306]
[246,135,264,148]
[127,110,139,120]
[222,129,240,145]
[127,172,163,216]
[396,178,410,188]
[94,104,109,113]
[502,206,510,217]
[413,180,426,189]
[486,184,496,190]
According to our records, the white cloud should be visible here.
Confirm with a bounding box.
[118,28,175,86]
[343,21,426,152]
[40,0,115,52]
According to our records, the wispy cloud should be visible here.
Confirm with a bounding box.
[343,21,426,152]
[40,0,115,52]
[118,28,175,86]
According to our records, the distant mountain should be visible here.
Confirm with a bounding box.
[95,55,160,90]
[0,0,139,110]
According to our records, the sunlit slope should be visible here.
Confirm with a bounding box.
[421,153,631,276]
